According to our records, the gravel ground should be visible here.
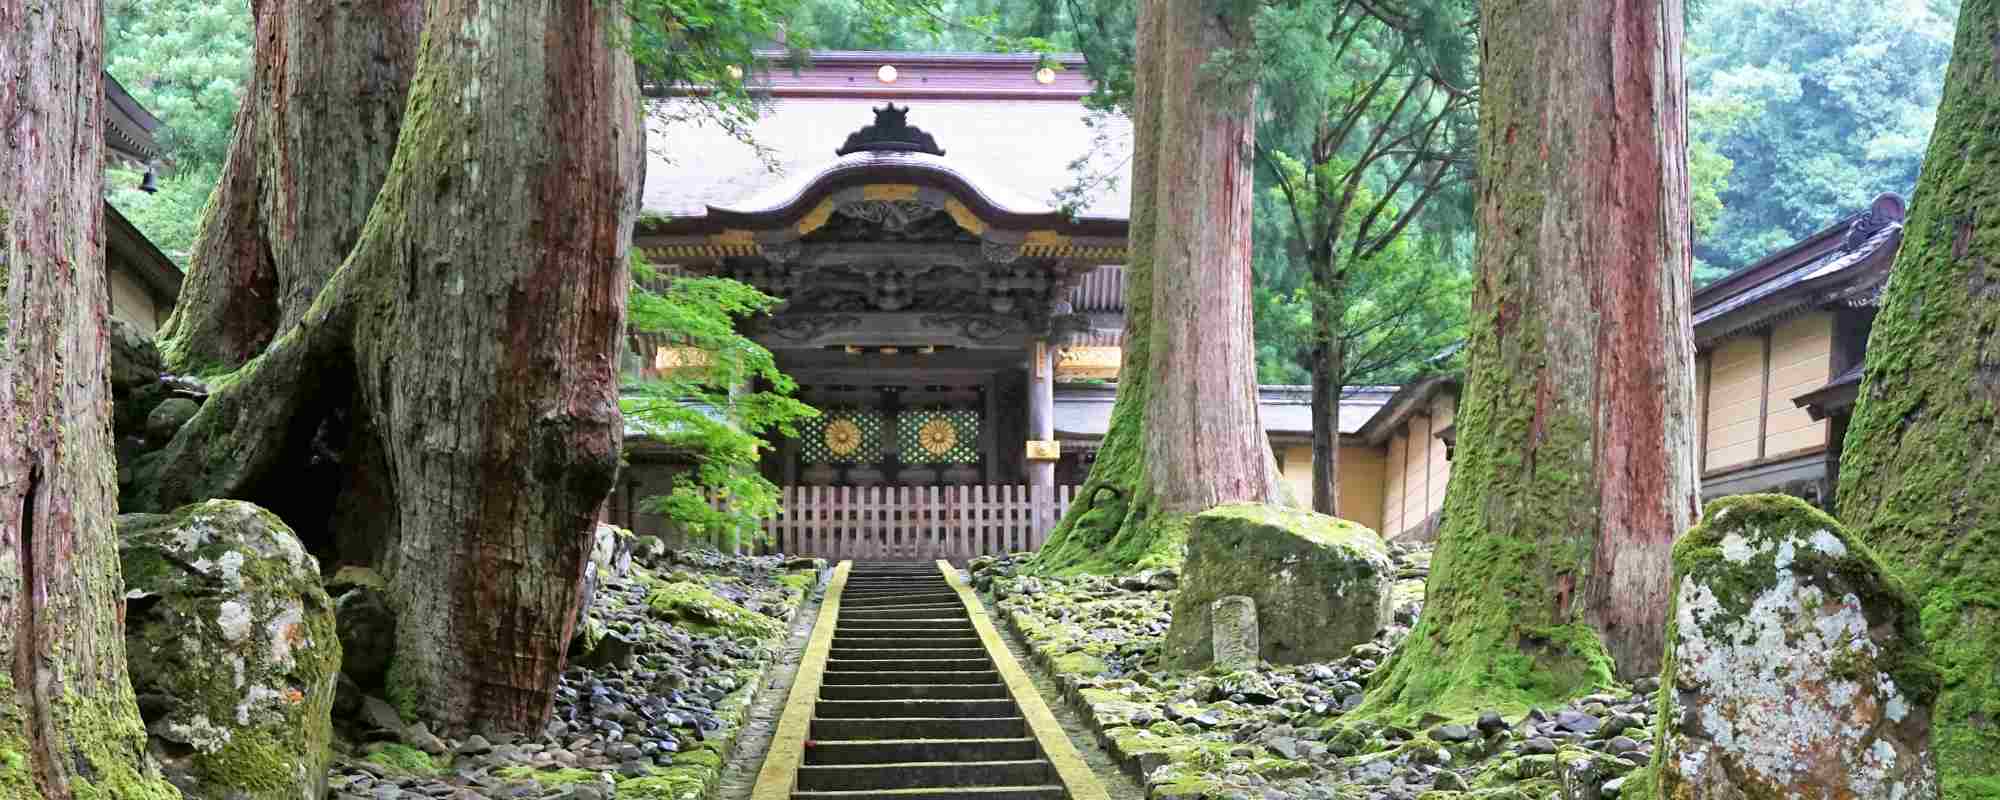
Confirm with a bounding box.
[977,548,1661,800]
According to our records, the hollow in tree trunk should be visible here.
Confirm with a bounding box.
[1364,0,1698,716]
[0,5,180,797]
[1835,3,2000,790]
[127,0,640,733]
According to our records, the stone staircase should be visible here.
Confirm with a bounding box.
[793,562,1067,800]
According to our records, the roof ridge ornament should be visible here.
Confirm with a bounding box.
[836,103,946,157]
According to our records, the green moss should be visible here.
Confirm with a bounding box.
[776,570,815,594]
[364,744,439,775]
[1830,5,2000,792]
[1359,358,1615,721]
[494,766,603,787]
[1050,651,1109,677]
[195,734,295,792]
[644,578,781,640]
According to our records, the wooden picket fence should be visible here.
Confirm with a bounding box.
[741,484,1078,563]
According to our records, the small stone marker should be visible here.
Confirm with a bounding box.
[1658,494,1939,800]
[1211,595,1259,669]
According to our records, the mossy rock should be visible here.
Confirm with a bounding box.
[1166,503,1394,667]
[120,500,340,800]
[1658,494,1939,800]
[644,578,780,640]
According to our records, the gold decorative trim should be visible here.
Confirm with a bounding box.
[1056,345,1122,380]
[861,183,920,201]
[795,198,837,236]
[1026,439,1061,461]
[944,198,988,235]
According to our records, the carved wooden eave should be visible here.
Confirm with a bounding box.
[635,152,1127,260]
[637,144,1129,350]
[1692,193,1905,349]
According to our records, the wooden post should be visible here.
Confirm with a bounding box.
[1026,341,1057,538]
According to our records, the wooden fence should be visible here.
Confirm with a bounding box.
[746,484,1078,563]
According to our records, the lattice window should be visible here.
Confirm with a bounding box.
[798,409,886,464]
[898,409,981,464]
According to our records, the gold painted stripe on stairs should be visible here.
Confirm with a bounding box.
[935,560,1111,800]
[752,560,853,800]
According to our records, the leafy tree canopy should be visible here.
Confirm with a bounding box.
[1687,0,1958,278]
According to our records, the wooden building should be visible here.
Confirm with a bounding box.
[619,51,1902,556]
[103,72,181,333]
[616,52,1404,554]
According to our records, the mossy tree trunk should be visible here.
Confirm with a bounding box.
[1364,0,1697,714]
[128,0,641,733]
[0,6,179,797]
[1031,0,1282,575]
[1835,3,2000,789]
[157,0,423,374]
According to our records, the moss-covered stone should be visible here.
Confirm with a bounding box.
[120,500,340,800]
[643,578,781,640]
[1165,503,1393,667]
[1657,494,1938,800]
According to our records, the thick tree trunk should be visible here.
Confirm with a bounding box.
[1031,0,1282,573]
[1142,0,1285,516]
[1836,4,2000,789]
[0,6,178,797]
[1365,0,1696,714]
[156,0,423,374]
[130,0,639,732]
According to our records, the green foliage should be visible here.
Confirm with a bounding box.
[1687,0,1958,274]
[106,0,252,177]
[622,258,815,547]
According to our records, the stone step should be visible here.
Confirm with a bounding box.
[831,637,985,650]
[803,737,1043,765]
[819,683,1011,701]
[829,646,988,660]
[820,670,1003,686]
[832,626,977,639]
[835,618,973,630]
[827,658,993,672]
[836,605,967,619]
[815,698,1020,718]
[841,593,963,608]
[791,787,1066,800]
[795,760,1057,792]
[810,716,1028,740]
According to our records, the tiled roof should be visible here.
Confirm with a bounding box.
[643,67,1133,220]
[1693,193,1905,345]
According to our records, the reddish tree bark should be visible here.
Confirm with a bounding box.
[129,0,640,732]
[1140,0,1285,516]
[0,5,179,796]
[1366,0,1696,714]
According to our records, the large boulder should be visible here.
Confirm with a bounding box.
[1657,494,1939,800]
[121,500,341,800]
[1165,503,1393,667]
